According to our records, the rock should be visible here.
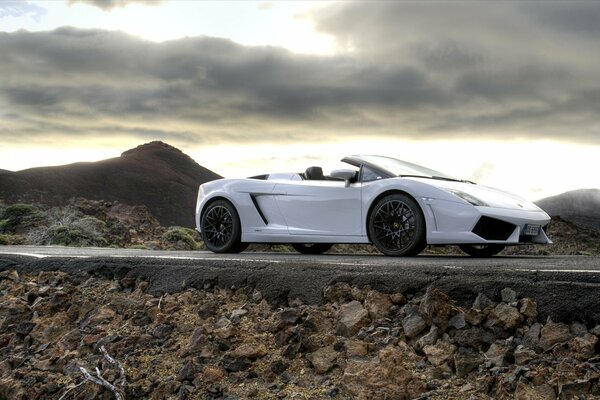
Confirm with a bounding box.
[570,322,587,336]
[50,291,71,312]
[590,324,600,336]
[402,314,427,338]
[454,349,483,378]
[228,342,268,359]
[343,346,425,400]
[514,346,538,365]
[275,309,302,328]
[419,287,457,328]
[221,357,252,373]
[230,308,247,323]
[14,322,35,337]
[336,301,370,337]
[540,320,571,351]
[307,345,338,374]
[177,360,195,382]
[120,276,136,289]
[485,303,523,331]
[152,324,174,339]
[270,360,288,375]
[416,325,439,350]
[181,327,215,358]
[472,293,496,312]
[484,343,509,367]
[448,313,466,330]
[345,340,369,357]
[423,339,457,367]
[514,380,557,400]
[323,283,353,303]
[519,298,538,318]
[453,327,495,350]
[523,323,542,348]
[364,290,392,320]
[501,288,517,303]
[0,270,18,281]
[568,333,597,360]
[464,308,484,326]
[197,303,218,319]
[558,380,591,400]
[390,292,406,305]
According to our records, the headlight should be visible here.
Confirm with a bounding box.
[446,189,488,207]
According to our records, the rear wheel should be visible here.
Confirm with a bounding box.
[292,243,333,255]
[459,244,505,257]
[368,193,426,256]
[201,200,244,253]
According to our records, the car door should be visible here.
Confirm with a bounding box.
[273,180,362,236]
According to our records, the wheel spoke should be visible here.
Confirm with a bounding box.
[372,199,416,252]
[203,205,234,247]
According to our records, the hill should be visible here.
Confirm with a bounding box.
[536,188,600,231]
[0,142,221,227]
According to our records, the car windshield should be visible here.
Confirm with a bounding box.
[357,155,455,179]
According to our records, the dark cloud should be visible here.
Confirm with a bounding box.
[67,0,164,11]
[2,1,600,148]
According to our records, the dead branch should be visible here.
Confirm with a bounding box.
[57,381,84,400]
[100,345,127,392]
[79,366,124,400]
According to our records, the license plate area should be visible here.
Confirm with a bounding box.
[523,224,541,236]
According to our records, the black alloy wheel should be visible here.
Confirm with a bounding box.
[368,193,426,256]
[292,243,333,255]
[459,244,505,257]
[201,200,246,253]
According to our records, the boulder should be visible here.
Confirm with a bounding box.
[307,345,338,374]
[402,314,427,338]
[540,320,571,351]
[423,339,457,367]
[364,290,392,320]
[336,301,370,337]
[485,303,523,331]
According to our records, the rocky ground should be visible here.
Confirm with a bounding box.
[0,199,203,251]
[1,269,600,399]
[2,200,598,256]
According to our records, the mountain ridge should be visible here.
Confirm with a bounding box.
[536,188,600,231]
[0,141,221,227]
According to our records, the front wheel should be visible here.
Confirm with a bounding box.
[368,193,426,256]
[459,244,505,257]
[201,200,244,253]
[292,243,333,255]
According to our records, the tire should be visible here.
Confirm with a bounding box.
[368,193,426,256]
[201,200,244,253]
[292,243,333,255]
[459,244,505,257]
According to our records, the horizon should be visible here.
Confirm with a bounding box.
[1,1,599,201]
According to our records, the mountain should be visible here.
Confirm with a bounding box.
[0,141,222,227]
[536,188,600,231]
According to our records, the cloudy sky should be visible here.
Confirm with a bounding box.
[1,0,599,199]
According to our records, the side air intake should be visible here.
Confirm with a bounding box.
[472,216,515,241]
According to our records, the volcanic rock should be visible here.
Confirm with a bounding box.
[336,301,370,337]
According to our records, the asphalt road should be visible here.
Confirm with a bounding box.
[1,245,600,324]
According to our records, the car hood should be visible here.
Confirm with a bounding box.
[406,177,542,211]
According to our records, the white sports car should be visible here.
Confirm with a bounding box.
[195,155,551,257]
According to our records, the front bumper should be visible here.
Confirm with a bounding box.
[425,200,552,245]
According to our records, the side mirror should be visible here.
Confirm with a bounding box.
[330,169,357,187]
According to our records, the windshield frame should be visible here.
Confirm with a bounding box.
[342,155,457,181]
